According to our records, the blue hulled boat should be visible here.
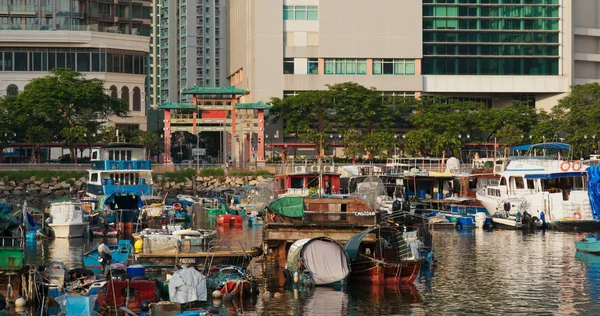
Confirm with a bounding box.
[82,240,132,274]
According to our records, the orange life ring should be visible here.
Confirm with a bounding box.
[560,161,571,172]
[172,202,182,211]
[574,211,582,220]
[572,160,582,171]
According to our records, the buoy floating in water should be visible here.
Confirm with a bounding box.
[212,290,223,299]
[273,292,281,299]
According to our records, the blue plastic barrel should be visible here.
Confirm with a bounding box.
[406,190,414,197]
[435,193,443,200]
[418,190,426,199]
[139,178,146,185]
[101,179,107,185]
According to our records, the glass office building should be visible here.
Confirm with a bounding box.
[422,0,560,75]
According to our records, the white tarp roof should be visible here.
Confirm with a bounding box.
[168,267,207,303]
[286,238,349,285]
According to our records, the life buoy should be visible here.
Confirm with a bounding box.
[572,160,582,171]
[172,202,182,211]
[574,211,582,220]
[560,161,571,172]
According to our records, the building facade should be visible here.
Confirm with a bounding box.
[154,0,227,106]
[0,0,151,130]
[229,0,582,139]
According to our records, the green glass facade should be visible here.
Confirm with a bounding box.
[422,0,560,75]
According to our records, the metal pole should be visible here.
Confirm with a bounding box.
[196,132,199,172]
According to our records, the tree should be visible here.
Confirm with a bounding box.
[342,129,364,163]
[364,130,395,160]
[270,90,333,158]
[552,83,600,157]
[495,124,524,149]
[0,68,129,161]
[130,130,162,160]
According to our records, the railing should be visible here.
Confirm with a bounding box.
[92,160,152,171]
[0,236,23,248]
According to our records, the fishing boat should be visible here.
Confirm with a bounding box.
[96,279,159,315]
[283,237,350,286]
[344,227,422,285]
[0,202,25,302]
[46,200,88,238]
[476,143,591,226]
[575,235,600,254]
[275,164,342,196]
[82,240,132,274]
[86,143,153,197]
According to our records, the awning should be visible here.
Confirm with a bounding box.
[512,142,571,151]
[524,172,587,179]
[267,196,304,217]
[343,228,377,260]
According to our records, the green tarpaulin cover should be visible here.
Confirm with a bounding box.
[268,197,304,218]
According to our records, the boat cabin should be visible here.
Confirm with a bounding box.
[87,143,153,196]
[275,165,341,196]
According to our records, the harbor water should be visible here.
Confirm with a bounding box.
[23,206,600,315]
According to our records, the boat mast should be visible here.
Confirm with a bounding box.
[318,133,323,198]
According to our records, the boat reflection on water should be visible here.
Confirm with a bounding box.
[575,252,600,314]
[348,283,422,314]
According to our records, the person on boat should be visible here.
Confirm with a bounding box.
[515,211,522,223]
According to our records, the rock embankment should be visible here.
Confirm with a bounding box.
[154,175,273,198]
[0,175,274,205]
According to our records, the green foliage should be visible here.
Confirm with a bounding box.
[495,124,524,148]
[228,170,274,177]
[364,130,395,160]
[130,130,162,158]
[0,171,86,183]
[553,83,600,156]
[342,129,364,160]
[199,168,225,177]
[0,68,128,148]
[161,168,197,183]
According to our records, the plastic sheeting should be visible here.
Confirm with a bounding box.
[588,166,600,220]
[268,197,304,218]
[169,267,207,303]
[286,238,349,285]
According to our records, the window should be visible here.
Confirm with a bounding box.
[283,6,318,21]
[6,84,18,96]
[373,59,415,75]
[307,58,318,74]
[324,59,367,75]
[110,85,118,99]
[77,52,90,72]
[14,52,27,71]
[132,87,141,111]
[283,58,294,74]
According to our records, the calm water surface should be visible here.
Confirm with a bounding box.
[23,208,600,315]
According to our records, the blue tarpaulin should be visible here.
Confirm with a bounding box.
[588,166,600,220]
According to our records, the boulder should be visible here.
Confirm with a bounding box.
[14,186,23,191]
[249,180,257,186]
[40,189,53,196]
[59,182,70,189]
[21,179,31,185]
[7,181,16,186]
[34,181,42,185]
[40,183,50,189]
[74,180,83,187]
[12,190,24,196]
